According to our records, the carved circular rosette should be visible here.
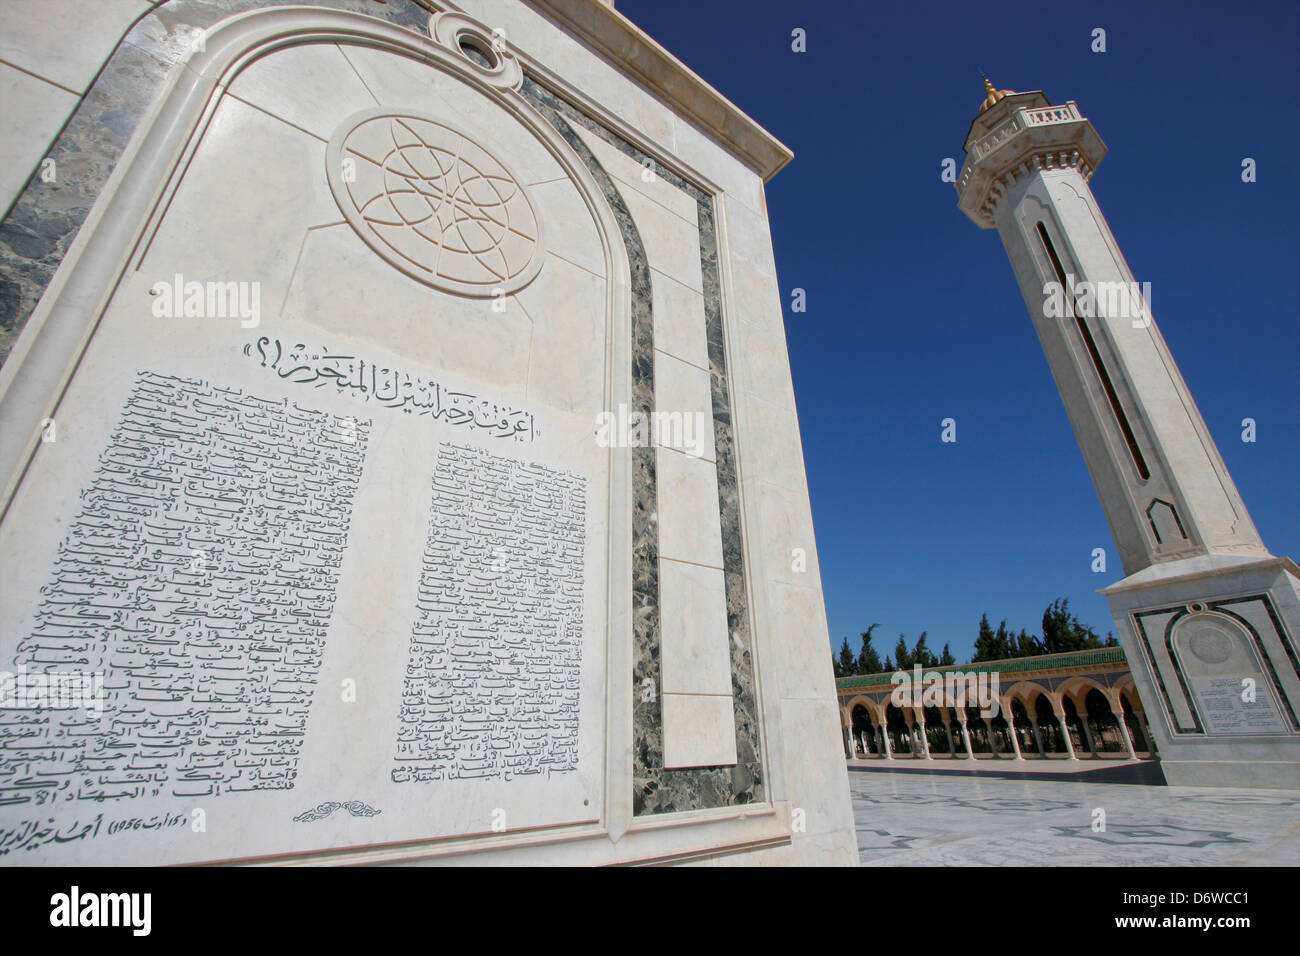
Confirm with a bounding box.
[326,108,545,296]
[1175,610,1251,666]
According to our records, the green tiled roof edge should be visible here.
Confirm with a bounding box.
[834,646,1127,690]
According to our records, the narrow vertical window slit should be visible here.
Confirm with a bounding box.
[1036,221,1151,481]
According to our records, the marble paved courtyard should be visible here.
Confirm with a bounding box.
[848,762,1300,865]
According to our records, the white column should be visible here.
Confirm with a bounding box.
[959,720,975,760]
[1057,712,1078,760]
[1078,713,1099,757]
[1006,714,1024,760]
[1111,698,1138,759]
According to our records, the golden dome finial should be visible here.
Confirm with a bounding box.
[978,75,1015,114]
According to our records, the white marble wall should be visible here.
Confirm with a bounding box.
[0,20,613,864]
[468,0,855,857]
[0,0,858,865]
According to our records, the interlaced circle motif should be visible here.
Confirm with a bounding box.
[327,109,543,295]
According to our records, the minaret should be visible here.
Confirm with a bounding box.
[957,79,1300,788]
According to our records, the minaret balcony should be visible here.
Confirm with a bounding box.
[956,98,1108,228]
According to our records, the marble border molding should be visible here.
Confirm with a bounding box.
[518,78,766,817]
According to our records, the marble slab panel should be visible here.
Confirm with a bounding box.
[653,350,715,462]
[620,186,703,293]
[663,694,738,768]
[656,448,725,569]
[660,559,732,697]
[0,0,151,93]
[649,268,708,371]
[226,42,378,141]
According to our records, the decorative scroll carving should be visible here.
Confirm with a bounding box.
[293,801,382,823]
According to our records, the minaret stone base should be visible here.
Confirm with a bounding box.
[1102,556,1300,788]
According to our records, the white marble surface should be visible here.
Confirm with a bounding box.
[649,269,709,371]
[739,321,797,411]
[656,448,725,568]
[141,94,341,322]
[0,63,79,217]
[525,177,607,277]
[659,559,731,696]
[0,22,614,865]
[763,579,837,702]
[751,481,822,588]
[726,251,785,337]
[663,693,738,768]
[620,186,703,292]
[227,42,377,141]
[740,394,810,494]
[652,350,714,461]
[0,0,859,865]
[0,0,150,93]
[514,253,607,413]
[574,124,698,224]
[849,764,1300,865]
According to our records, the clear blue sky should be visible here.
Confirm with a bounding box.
[620,0,1300,664]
